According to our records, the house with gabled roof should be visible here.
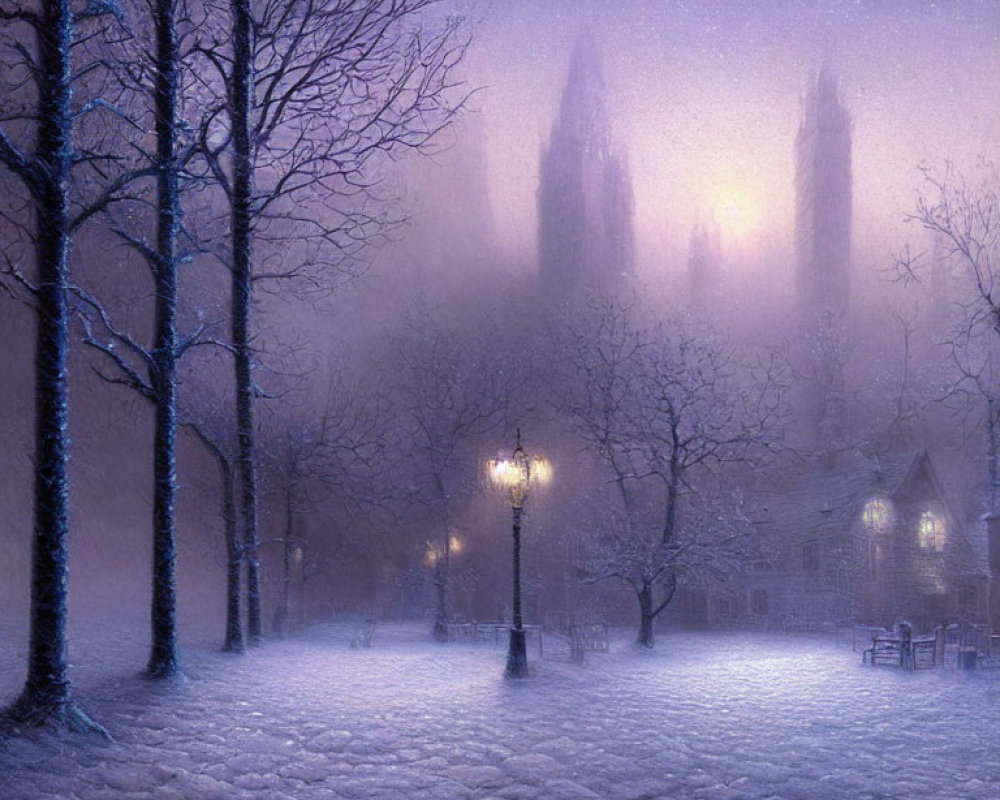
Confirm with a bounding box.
[693,448,988,632]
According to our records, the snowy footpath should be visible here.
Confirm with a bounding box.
[1,621,999,800]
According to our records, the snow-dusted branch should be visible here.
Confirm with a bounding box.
[554,292,786,647]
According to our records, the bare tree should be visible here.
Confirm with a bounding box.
[188,0,467,645]
[895,163,1000,511]
[180,399,243,653]
[258,374,391,636]
[73,0,214,680]
[0,0,135,734]
[386,305,524,641]
[554,294,785,648]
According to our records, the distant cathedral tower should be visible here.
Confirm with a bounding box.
[794,68,852,449]
[537,31,634,300]
[795,67,852,321]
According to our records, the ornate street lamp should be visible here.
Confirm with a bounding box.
[486,430,551,678]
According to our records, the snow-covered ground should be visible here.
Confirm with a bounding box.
[1,621,999,800]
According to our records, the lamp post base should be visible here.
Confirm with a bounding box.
[505,627,529,678]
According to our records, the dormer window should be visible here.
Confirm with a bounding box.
[917,511,946,551]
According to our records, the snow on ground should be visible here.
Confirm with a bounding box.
[1,621,999,800]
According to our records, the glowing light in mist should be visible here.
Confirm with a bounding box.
[714,185,759,239]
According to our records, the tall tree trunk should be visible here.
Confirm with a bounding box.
[5,0,103,734]
[230,0,261,645]
[146,0,181,681]
[636,582,655,648]
[277,483,294,637]
[662,440,679,545]
[988,396,1000,514]
[432,558,448,642]
[432,479,451,642]
[188,423,243,652]
[220,453,243,652]
[431,530,452,642]
[636,574,678,649]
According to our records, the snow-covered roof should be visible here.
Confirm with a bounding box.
[758,448,942,542]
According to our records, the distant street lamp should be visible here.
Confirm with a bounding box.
[487,430,551,678]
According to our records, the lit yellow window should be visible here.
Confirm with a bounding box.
[917,511,946,551]
[862,498,891,531]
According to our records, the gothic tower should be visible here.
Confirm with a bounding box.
[795,67,852,321]
[794,67,852,449]
[537,31,634,301]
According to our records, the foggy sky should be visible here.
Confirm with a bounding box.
[456,0,999,276]
[2,0,998,640]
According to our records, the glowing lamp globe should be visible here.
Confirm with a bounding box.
[487,436,550,509]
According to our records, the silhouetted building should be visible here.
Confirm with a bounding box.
[794,68,852,448]
[795,67,851,320]
[694,450,987,632]
[537,31,634,301]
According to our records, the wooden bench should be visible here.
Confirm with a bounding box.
[569,623,609,653]
[864,636,904,667]
[863,635,936,669]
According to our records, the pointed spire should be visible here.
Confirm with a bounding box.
[799,65,850,143]
[567,27,603,90]
[537,29,633,299]
[795,64,852,320]
[556,28,610,152]
[794,65,852,454]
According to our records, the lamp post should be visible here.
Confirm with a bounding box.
[487,430,551,678]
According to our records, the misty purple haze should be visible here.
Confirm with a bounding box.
[2,0,1000,797]
[0,0,995,631]
[465,0,998,269]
